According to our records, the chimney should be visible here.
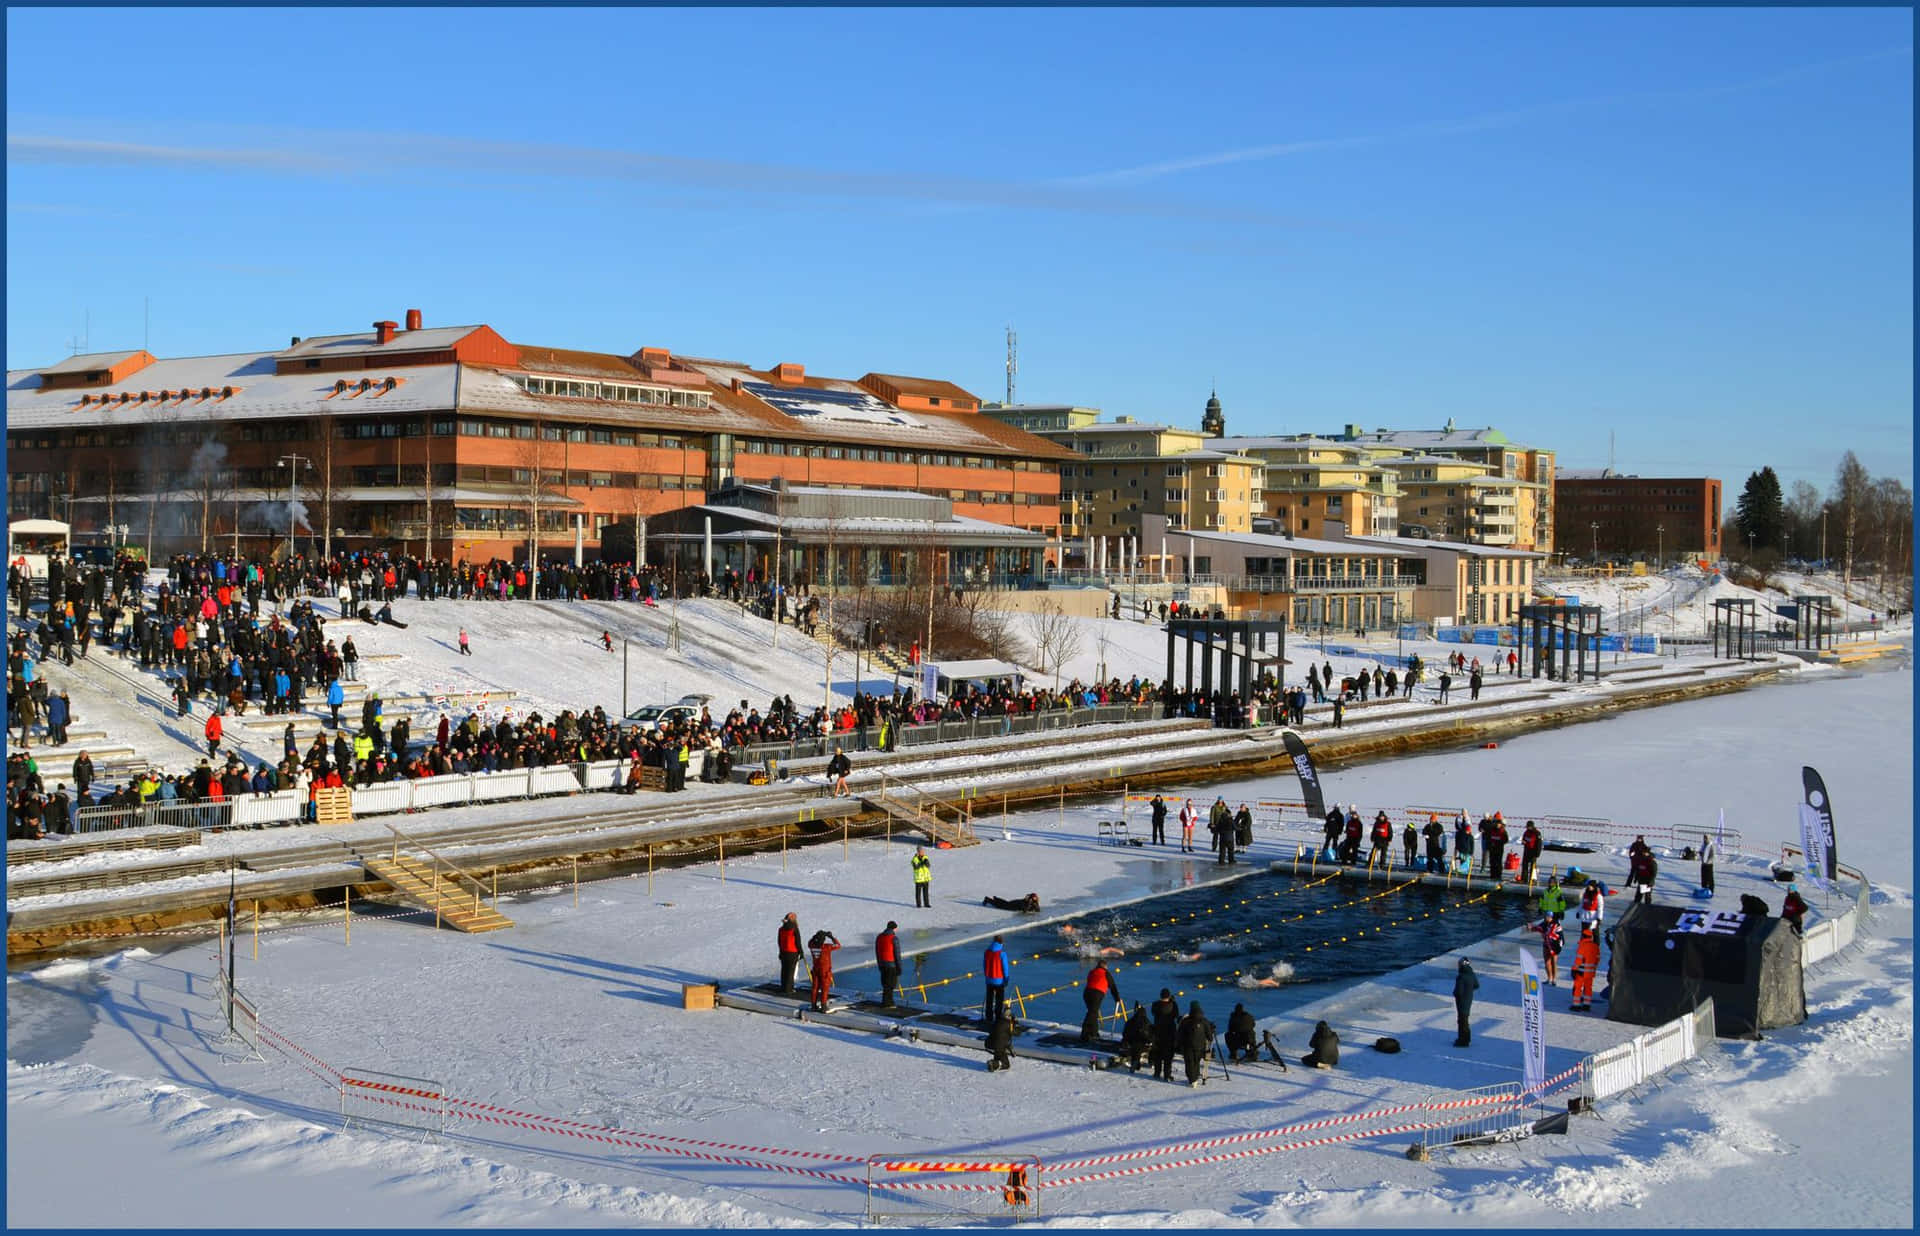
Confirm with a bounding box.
[290,336,301,348]
[374,320,398,345]
[774,362,804,383]
[638,346,670,367]
[405,308,422,332]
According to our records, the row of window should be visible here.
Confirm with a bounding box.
[736,440,1046,471]
[510,373,711,410]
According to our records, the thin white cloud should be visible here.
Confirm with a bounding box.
[6,129,1315,228]
[1069,44,1913,187]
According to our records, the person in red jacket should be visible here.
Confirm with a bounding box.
[807,929,840,1012]
[776,912,803,995]
[1368,812,1393,869]
[982,936,1008,1024]
[875,920,901,1007]
[204,711,223,759]
[1080,960,1122,1044]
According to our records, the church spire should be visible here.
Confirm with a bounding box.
[1201,386,1224,437]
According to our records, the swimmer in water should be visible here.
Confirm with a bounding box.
[1243,976,1282,988]
[1099,946,1126,959]
[1174,951,1204,963]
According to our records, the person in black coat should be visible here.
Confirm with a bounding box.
[1117,1005,1152,1072]
[1322,807,1344,857]
[1423,816,1447,873]
[1149,989,1180,1082]
[1149,794,1168,846]
[986,1011,1015,1072]
[1178,1001,1215,1086]
[1302,1019,1340,1068]
[1453,958,1480,1046]
[1225,1003,1259,1062]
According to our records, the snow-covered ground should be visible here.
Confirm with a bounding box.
[8,617,1911,1226]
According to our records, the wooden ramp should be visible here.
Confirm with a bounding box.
[360,853,514,933]
[866,791,980,848]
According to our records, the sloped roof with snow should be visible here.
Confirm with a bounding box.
[6,352,457,428]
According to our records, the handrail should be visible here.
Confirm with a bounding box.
[875,771,975,841]
[376,819,494,911]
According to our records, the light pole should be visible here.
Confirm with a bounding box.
[1655,523,1664,573]
[276,454,310,561]
[1589,521,1599,570]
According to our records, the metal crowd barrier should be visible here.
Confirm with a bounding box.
[340,1068,446,1141]
[1419,1080,1560,1155]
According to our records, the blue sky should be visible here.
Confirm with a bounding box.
[7,7,1912,501]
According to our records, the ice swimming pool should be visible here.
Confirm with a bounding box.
[889,862,1527,1027]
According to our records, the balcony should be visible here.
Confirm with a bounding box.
[1220,573,1423,594]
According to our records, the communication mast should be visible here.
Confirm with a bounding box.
[1005,325,1017,406]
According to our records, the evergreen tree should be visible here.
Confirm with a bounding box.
[1733,467,1785,553]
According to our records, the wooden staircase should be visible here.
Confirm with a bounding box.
[867,791,980,848]
[360,852,515,933]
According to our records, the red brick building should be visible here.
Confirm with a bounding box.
[1553,472,1723,563]
[6,310,1070,567]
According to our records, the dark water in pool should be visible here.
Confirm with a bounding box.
[895,866,1526,1026]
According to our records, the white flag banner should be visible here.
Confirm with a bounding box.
[1796,803,1829,892]
[1519,946,1547,1097]
[1716,807,1726,854]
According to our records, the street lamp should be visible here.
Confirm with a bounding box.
[1655,523,1664,573]
[276,454,310,561]
[1589,521,1599,569]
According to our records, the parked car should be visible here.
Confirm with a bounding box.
[623,693,712,731]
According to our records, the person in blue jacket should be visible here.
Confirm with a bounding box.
[982,936,1009,1025]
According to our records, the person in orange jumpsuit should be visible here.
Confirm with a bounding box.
[807,929,841,1011]
[1569,922,1602,1011]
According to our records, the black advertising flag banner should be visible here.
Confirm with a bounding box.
[1282,730,1326,820]
[1801,766,1838,881]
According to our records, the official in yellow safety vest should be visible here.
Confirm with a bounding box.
[911,846,932,908]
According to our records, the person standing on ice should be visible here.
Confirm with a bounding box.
[458,627,471,657]
[1519,821,1544,884]
[1569,923,1601,1011]
[1527,914,1564,985]
[1149,794,1168,845]
[1577,881,1605,934]
[1423,815,1447,873]
[1178,1001,1216,1086]
[776,912,803,996]
[910,846,932,907]
[1179,799,1198,853]
[1454,815,1475,871]
[1539,876,1568,922]
[875,920,901,1008]
[1209,797,1233,865]
[1149,989,1179,1081]
[1452,959,1480,1046]
[806,929,840,1012]
[1080,960,1121,1044]
[1368,811,1393,869]
[1698,833,1716,895]
[1403,817,1420,870]
[982,936,1009,1024]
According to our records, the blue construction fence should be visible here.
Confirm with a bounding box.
[1425,625,1660,654]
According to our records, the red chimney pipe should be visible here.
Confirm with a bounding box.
[405,308,422,332]
[374,320,398,345]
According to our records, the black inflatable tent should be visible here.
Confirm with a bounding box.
[1606,902,1805,1039]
